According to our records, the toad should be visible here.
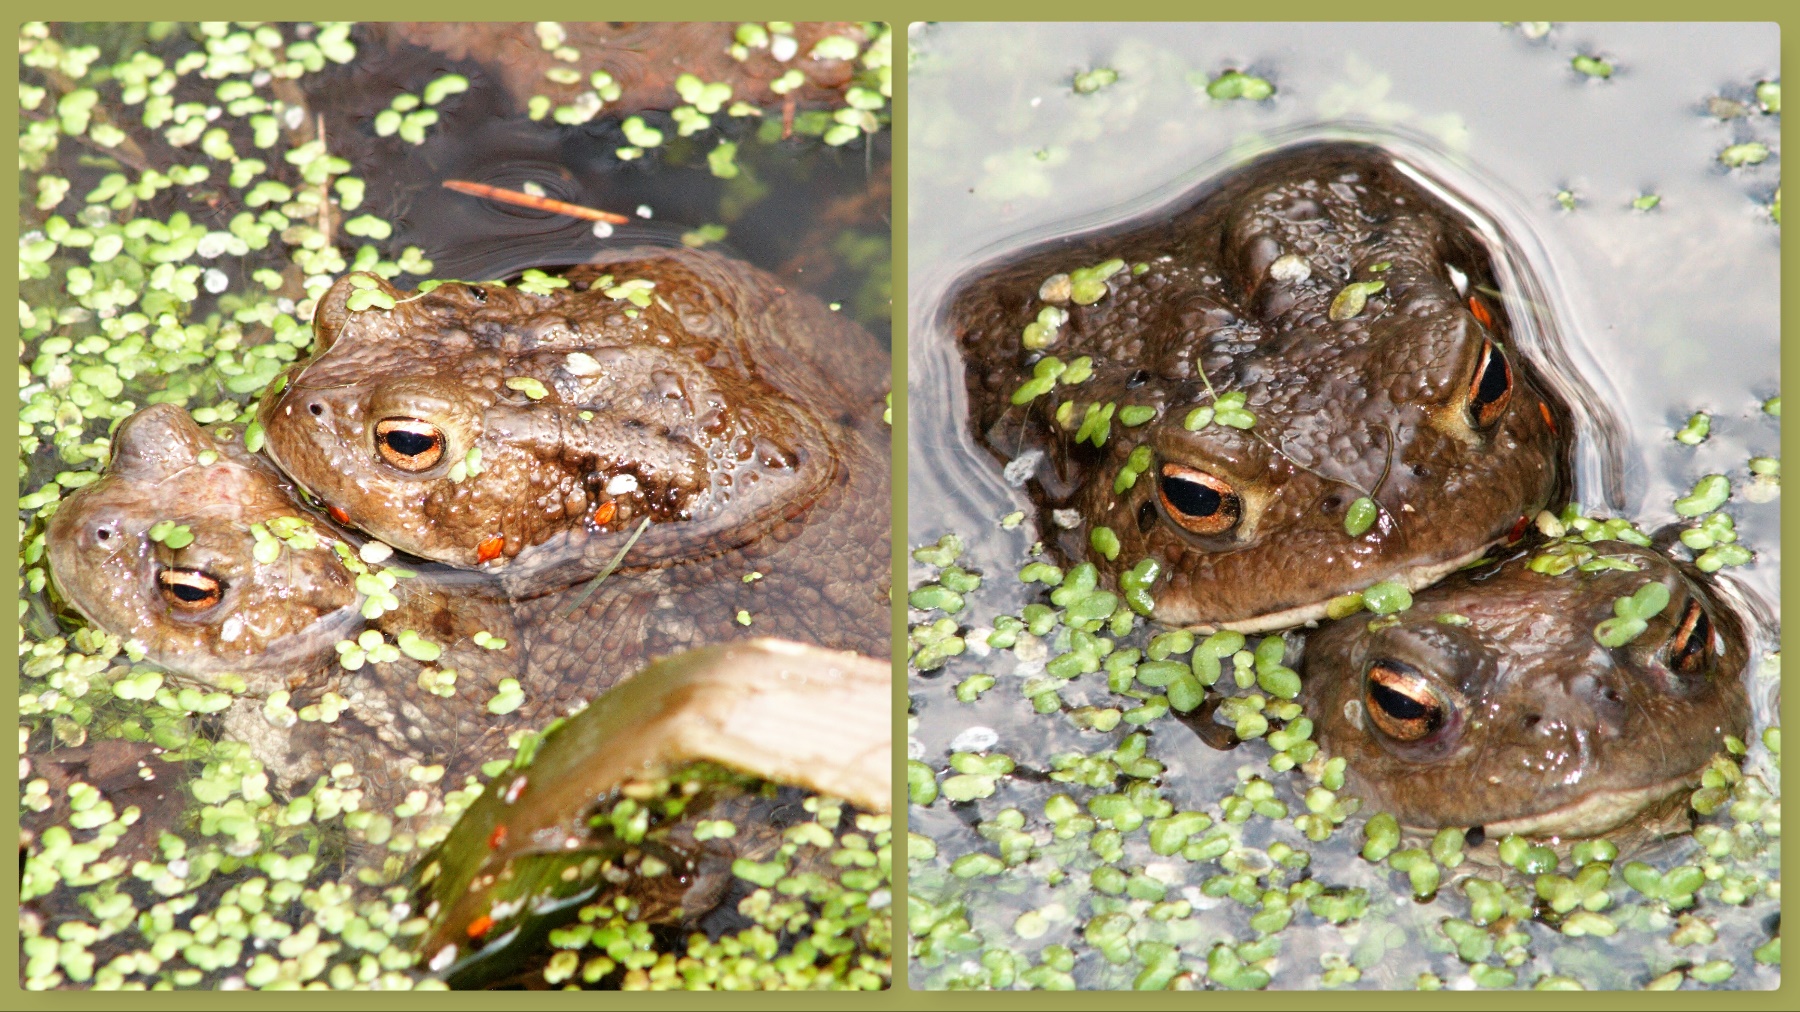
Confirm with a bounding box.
[1300,542,1750,837]
[46,404,529,797]
[256,245,890,660]
[952,142,1567,631]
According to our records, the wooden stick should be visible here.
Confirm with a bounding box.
[441,179,630,224]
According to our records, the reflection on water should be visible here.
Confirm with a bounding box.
[908,22,1778,990]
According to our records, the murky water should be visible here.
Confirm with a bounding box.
[907,22,1778,990]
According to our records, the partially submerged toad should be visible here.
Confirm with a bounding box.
[1300,542,1750,837]
[50,358,889,797]
[46,404,527,797]
[953,142,1568,631]
[257,244,891,648]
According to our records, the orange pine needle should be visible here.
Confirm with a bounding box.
[477,535,505,563]
[1468,295,1493,329]
[442,179,629,224]
[592,501,616,526]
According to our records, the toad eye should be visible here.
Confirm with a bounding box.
[375,418,446,471]
[1156,463,1242,536]
[158,568,223,611]
[1466,338,1513,429]
[1668,599,1715,676]
[1365,659,1446,742]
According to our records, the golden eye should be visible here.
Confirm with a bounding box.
[1365,659,1446,742]
[158,568,223,611]
[1156,463,1242,536]
[374,418,446,471]
[1669,599,1715,676]
[1467,339,1513,429]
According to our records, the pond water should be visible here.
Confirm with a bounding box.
[19,21,891,990]
[906,22,1778,991]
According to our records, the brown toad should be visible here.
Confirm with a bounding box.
[46,404,528,798]
[953,142,1568,632]
[1300,542,1751,837]
[257,245,890,660]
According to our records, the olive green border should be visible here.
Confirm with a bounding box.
[4,4,1790,1009]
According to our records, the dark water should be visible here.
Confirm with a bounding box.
[907,22,1778,990]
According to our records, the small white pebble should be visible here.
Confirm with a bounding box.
[770,35,798,62]
[635,204,653,219]
[564,352,601,376]
[358,541,394,564]
[522,180,547,197]
[591,220,613,238]
[604,474,639,495]
[203,268,229,294]
[1052,508,1083,529]
[282,105,305,130]
[1268,254,1310,283]
[949,726,1000,753]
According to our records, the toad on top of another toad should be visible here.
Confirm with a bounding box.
[1300,542,1750,838]
[258,243,891,599]
[953,142,1568,632]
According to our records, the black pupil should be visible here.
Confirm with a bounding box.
[1473,345,1510,409]
[384,430,437,457]
[1161,475,1223,518]
[168,581,213,603]
[1370,681,1433,722]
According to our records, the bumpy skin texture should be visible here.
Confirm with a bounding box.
[257,245,890,663]
[1301,543,1750,837]
[953,142,1567,631]
[47,404,364,681]
[48,406,530,798]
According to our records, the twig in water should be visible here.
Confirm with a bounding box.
[442,179,630,224]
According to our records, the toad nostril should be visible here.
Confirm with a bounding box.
[1603,688,1622,703]
[1319,493,1343,513]
[1521,713,1541,729]
[309,403,324,416]
[96,528,110,541]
